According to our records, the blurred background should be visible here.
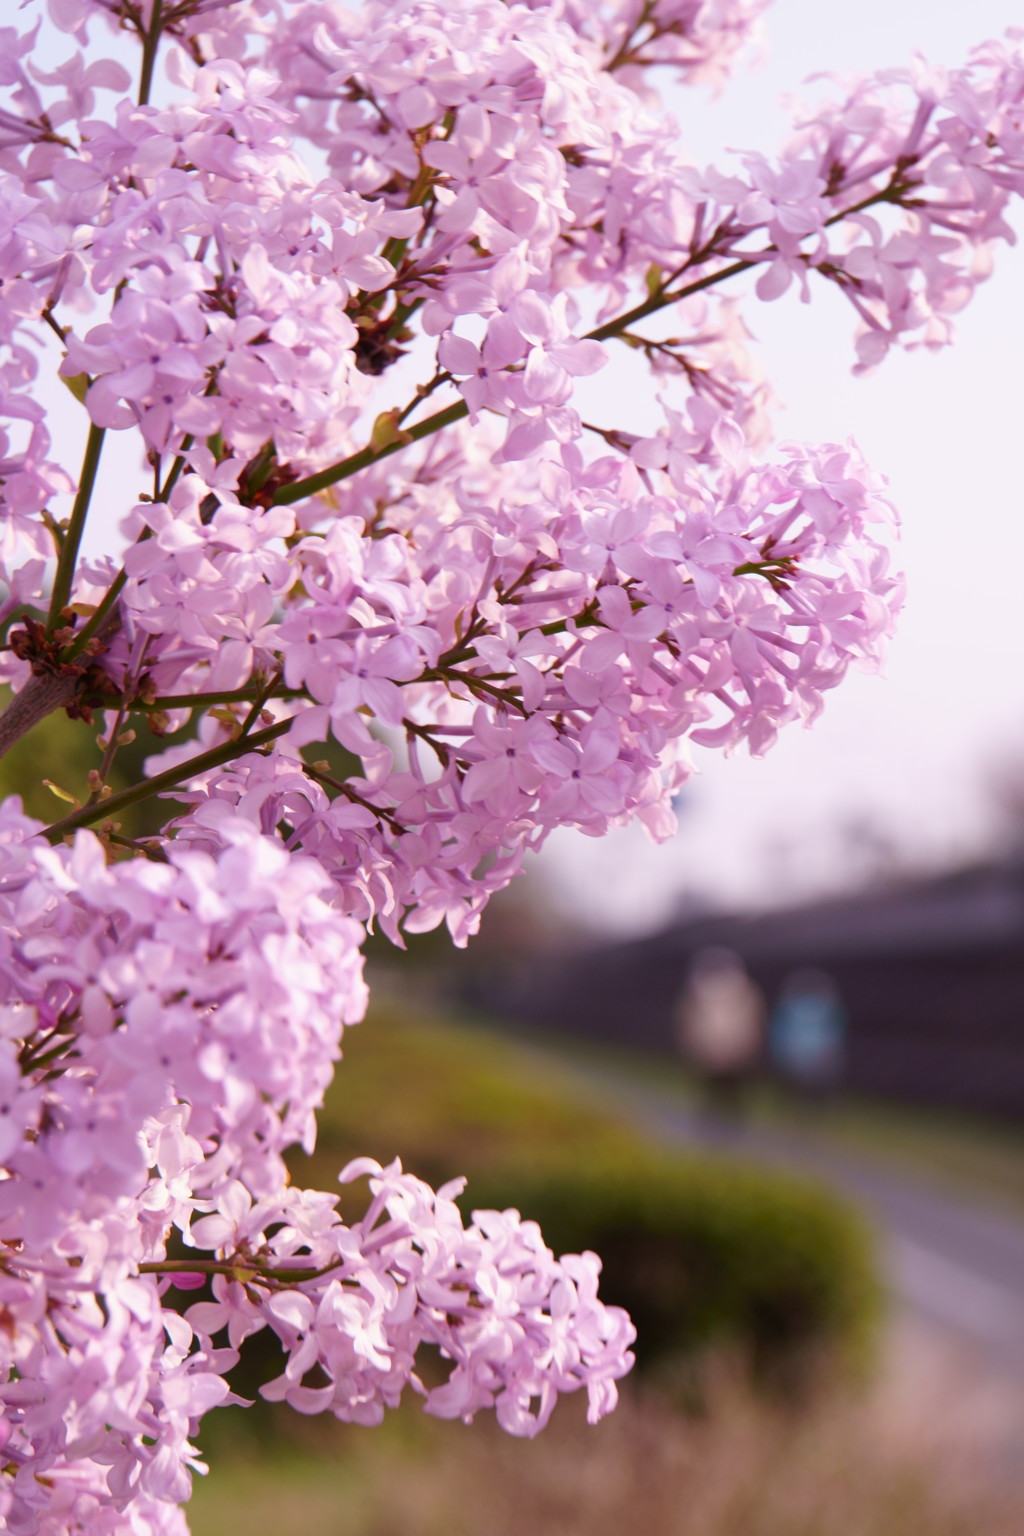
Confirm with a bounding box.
[13,0,1024,1530]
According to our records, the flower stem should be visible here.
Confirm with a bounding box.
[60,568,127,662]
[137,0,163,107]
[138,1255,345,1285]
[47,422,105,632]
[272,400,469,505]
[135,683,306,711]
[42,716,293,842]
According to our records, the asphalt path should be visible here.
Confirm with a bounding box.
[577,1070,1024,1380]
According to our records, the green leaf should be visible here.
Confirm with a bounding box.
[370,409,413,454]
[43,779,80,806]
[61,372,90,405]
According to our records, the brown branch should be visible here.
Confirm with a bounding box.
[0,607,122,761]
[0,672,84,760]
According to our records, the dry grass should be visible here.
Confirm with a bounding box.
[189,1319,1024,1536]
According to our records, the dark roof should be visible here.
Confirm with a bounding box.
[642,860,1024,966]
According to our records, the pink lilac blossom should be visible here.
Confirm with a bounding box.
[0,803,632,1533]
[0,0,1021,1529]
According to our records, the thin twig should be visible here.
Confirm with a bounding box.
[42,718,292,841]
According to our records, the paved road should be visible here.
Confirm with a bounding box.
[578,1069,1024,1380]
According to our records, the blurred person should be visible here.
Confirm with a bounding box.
[674,947,764,1116]
[769,968,848,1100]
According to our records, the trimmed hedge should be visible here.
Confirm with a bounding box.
[468,1148,878,1394]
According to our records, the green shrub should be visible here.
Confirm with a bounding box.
[290,996,880,1399]
[468,1148,879,1396]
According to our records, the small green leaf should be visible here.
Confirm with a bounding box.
[61,372,90,405]
[370,410,413,454]
[43,779,80,807]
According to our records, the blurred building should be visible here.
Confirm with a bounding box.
[471,857,1024,1117]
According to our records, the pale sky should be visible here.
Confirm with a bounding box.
[538,0,1024,932]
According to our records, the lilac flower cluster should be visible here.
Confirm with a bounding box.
[152,433,901,944]
[0,803,629,1531]
[0,804,359,1528]
[0,0,1022,1528]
